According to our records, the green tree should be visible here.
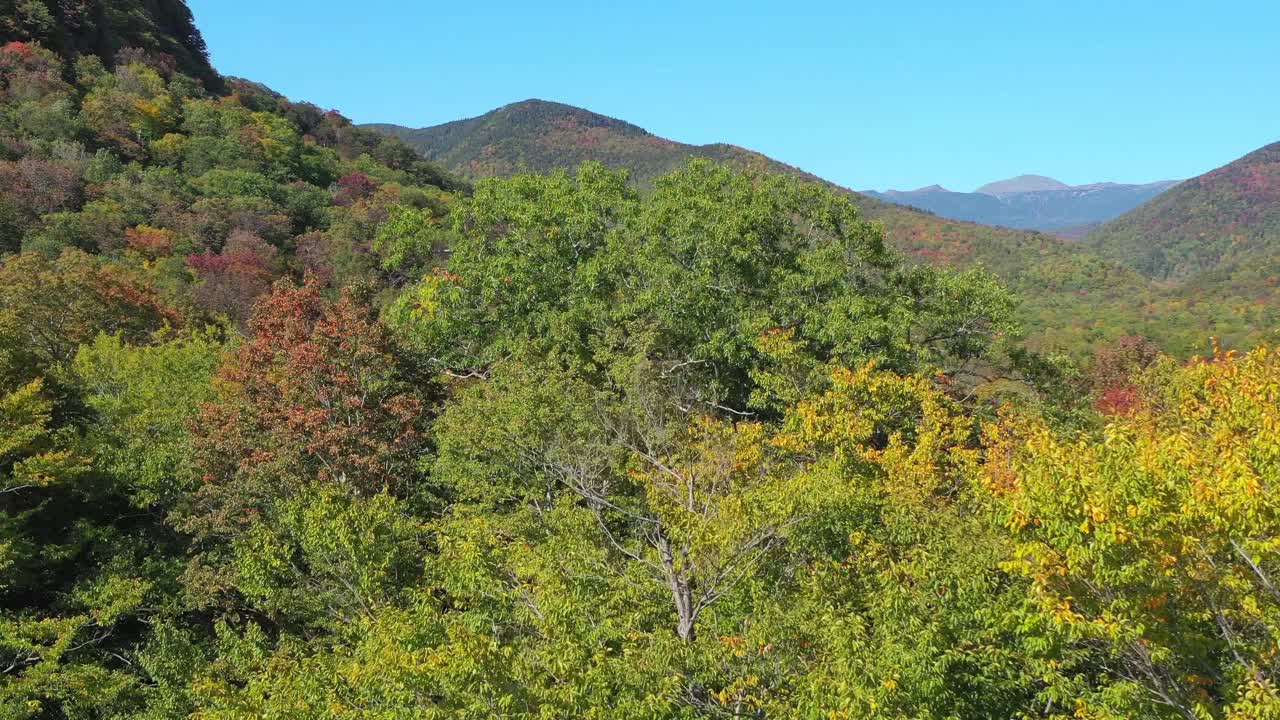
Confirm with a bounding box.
[71,331,220,508]
[0,334,197,719]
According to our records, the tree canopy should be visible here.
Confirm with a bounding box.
[0,17,1277,720]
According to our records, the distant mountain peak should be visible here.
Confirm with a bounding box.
[497,98,600,117]
[866,176,1180,233]
[360,99,806,185]
[977,175,1069,195]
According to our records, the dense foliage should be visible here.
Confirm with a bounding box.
[1,6,1278,718]
[372,100,1280,358]
[1085,143,1280,281]
[0,0,219,89]
[987,346,1280,720]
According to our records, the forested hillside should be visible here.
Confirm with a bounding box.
[0,0,219,88]
[1085,141,1280,279]
[1079,141,1280,351]
[1,4,1279,719]
[366,99,786,187]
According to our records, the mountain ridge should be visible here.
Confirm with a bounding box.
[365,99,807,188]
[865,178,1181,233]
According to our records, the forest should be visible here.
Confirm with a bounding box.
[374,99,1280,358]
[1,3,1279,719]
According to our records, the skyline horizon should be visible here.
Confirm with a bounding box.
[187,1,1280,193]
[371,97,1214,194]
[872,175,1185,194]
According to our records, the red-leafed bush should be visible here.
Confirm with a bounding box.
[1089,335,1161,415]
[332,172,380,206]
[1094,383,1140,416]
[186,230,281,323]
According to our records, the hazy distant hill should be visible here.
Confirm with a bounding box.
[366,101,1258,355]
[1084,141,1280,280]
[865,177,1179,234]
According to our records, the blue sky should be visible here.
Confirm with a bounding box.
[188,1,1279,192]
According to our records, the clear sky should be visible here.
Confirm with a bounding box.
[187,1,1279,193]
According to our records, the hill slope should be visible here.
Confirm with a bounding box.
[365,100,807,191]
[866,179,1178,233]
[0,0,220,88]
[1084,141,1280,280]
[369,101,1211,355]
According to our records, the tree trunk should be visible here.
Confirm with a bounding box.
[658,533,696,642]
[671,575,696,642]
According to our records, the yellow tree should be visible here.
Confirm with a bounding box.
[986,346,1280,720]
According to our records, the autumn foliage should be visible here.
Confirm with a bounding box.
[987,346,1280,719]
[186,279,433,539]
[2,10,1280,718]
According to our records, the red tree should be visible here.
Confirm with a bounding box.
[186,278,436,539]
[125,225,176,259]
[0,157,83,217]
[1089,335,1161,416]
[186,229,282,324]
[332,172,379,206]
